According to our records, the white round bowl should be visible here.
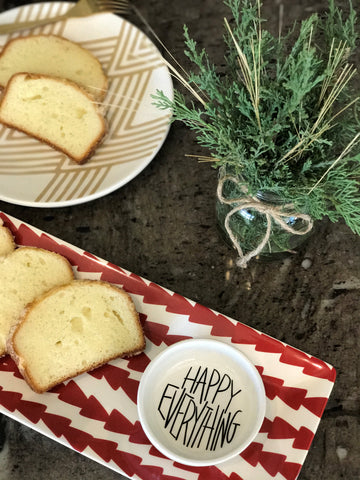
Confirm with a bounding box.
[137,338,266,466]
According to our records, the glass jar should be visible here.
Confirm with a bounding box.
[216,171,313,265]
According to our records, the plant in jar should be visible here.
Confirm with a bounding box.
[154,0,360,267]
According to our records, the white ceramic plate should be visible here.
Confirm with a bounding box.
[0,3,173,207]
[137,338,266,466]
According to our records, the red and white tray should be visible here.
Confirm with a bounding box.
[0,211,336,480]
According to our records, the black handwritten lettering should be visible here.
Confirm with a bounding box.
[210,409,242,451]
[226,410,242,443]
[181,366,201,392]
[158,383,179,421]
[203,369,220,404]
[204,404,220,450]
[172,394,197,443]
[211,373,231,404]
[195,367,209,403]
[161,385,187,428]
[225,384,242,413]
[157,365,244,452]
[185,400,211,447]
[169,392,194,440]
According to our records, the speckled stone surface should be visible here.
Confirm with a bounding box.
[0,0,359,479]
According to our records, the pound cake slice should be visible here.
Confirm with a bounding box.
[0,73,106,164]
[7,280,145,393]
[0,226,74,357]
[0,219,15,256]
[0,34,108,102]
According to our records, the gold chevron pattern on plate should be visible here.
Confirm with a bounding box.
[0,2,173,207]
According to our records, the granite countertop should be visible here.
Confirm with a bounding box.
[0,0,359,479]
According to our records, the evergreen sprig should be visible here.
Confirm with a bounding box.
[154,0,360,235]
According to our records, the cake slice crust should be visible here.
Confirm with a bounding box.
[0,219,15,256]
[0,34,108,102]
[0,225,75,356]
[0,72,107,164]
[7,280,145,393]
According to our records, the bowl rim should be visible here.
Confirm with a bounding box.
[137,338,266,466]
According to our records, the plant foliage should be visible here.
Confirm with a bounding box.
[154,0,360,235]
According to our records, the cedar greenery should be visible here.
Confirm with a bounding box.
[154,0,360,236]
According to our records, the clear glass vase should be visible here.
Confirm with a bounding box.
[216,171,313,264]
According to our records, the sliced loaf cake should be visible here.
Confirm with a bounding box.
[0,72,107,164]
[0,224,74,356]
[7,280,145,393]
[0,34,108,102]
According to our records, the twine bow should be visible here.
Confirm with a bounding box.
[217,175,314,268]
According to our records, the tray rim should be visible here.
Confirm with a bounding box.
[0,211,336,480]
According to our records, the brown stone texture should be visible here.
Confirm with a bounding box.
[0,0,359,479]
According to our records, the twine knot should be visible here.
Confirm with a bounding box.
[217,175,314,268]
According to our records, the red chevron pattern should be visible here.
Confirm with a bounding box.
[260,417,314,449]
[241,442,303,480]
[0,212,335,480]
[257,367,330,416]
